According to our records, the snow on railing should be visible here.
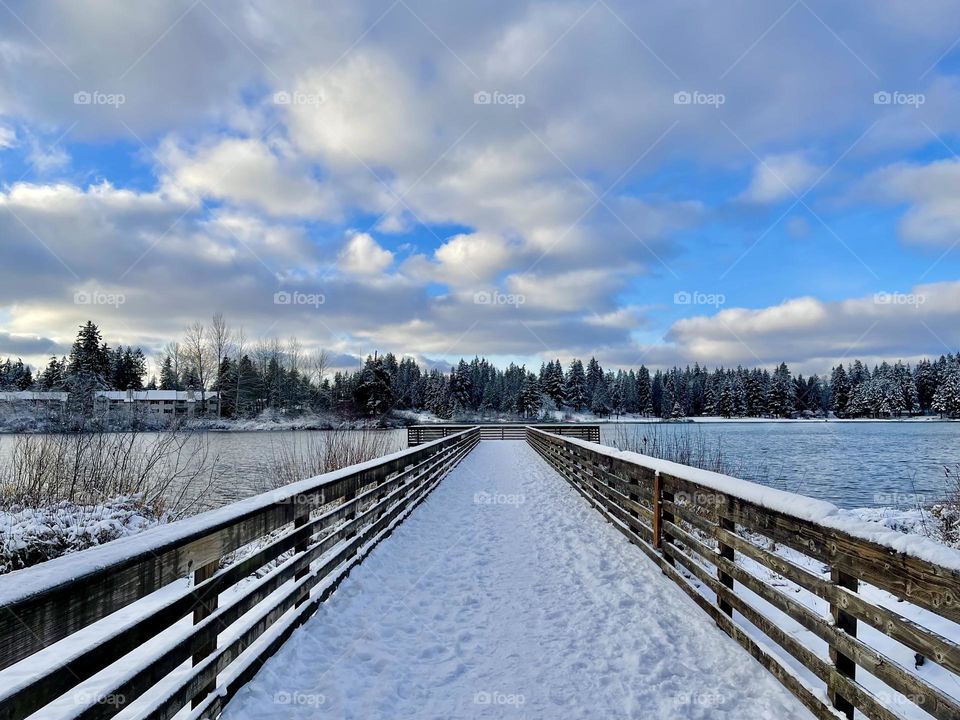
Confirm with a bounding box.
[0,427,480,720]
[526,426,960,720]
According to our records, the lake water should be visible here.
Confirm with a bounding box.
[601,421,959,509]
[0,422,956,511]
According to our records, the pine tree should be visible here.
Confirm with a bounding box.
[636,366,653,416]
[590,382,611,417]
[933,363,960,418]
[564,359,588,411]
[830,365,850,417]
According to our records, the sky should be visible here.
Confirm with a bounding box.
[1,0,960,377]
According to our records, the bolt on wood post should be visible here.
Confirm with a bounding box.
[191,558,220,708]
[718,516,735,617]
[829,568,858,719]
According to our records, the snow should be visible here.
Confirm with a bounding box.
[220,441,812,719]
[544,431,960,572]
[0,429,474,607]
[0,496,160,574]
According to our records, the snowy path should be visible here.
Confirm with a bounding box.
[222,441,812,719]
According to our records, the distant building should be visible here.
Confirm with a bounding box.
[94,389,220,416]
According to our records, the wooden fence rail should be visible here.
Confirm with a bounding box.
[526,427,960,720]
[0,427,480,720]
[408,423,600,446]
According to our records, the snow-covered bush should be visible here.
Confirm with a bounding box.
[929,465,960,549]
[0,495,162,574]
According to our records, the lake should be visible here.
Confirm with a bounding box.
[0,422,956,511]
[601,421,959,509]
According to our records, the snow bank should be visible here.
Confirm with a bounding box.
[541,431,960,572]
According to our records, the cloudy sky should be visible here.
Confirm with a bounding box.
[1,0,959,376]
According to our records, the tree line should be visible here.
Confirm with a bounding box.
[2,318,960,419]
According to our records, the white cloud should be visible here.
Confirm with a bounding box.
[337,232,394,276]
[864,158,960,246]
[0,124,15,149]
[658,283,960,372]
[740,153,822,204]
[160,137,337,218]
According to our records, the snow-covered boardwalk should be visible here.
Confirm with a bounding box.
[222,441,810,719]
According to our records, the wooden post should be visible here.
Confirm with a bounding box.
[718,516,735,617]
[661,479,675,567]
[191,558,219,708]
[293,507,310,608]
[829,569,858,719]
[652,471,663,550]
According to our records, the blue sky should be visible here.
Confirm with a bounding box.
[1,0,959,377]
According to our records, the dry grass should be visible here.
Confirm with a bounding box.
[0,426,219,519]
[262,429,401,490]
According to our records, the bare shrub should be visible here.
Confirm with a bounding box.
[929,465,960,548]
[262,429,400,490]
[0,426,219,519]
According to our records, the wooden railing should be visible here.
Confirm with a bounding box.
[526,427,960,720]
[408,423,600,446]
[0,427,480,720]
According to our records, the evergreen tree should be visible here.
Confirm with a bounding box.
[830,365,850,417]
[564,359,588,411]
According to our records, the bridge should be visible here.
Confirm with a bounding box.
[0,425,958,719]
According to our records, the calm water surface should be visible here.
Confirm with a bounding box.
[602,421,960,509]
[0,423,956,510]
